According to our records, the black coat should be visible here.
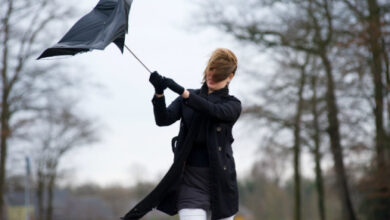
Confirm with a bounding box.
[122,83,242,220]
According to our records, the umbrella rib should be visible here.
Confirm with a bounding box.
[124,45,152,74]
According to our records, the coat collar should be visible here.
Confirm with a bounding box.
[199,82,229,98]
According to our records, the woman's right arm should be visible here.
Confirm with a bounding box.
[151,94,182,126]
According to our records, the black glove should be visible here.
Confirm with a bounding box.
[165,78,185,95]
[149,71,167,94]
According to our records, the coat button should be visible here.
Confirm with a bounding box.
[180,122,184,127]
[216,126,221,132]
[218,146,222,151]
[223,166,227,170]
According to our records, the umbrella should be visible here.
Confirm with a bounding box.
[37,0,151,73]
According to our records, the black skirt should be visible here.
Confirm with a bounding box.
[177,165,211,211]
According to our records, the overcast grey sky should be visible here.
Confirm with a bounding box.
[52,0,314,187]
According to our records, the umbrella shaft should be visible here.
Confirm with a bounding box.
[125,45,152,74]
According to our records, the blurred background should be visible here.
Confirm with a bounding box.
[1,0,390,219]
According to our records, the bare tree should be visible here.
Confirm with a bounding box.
[342,0,390,169]
[292,55,308,220]
[243,50,316,220]
[30,97,99,220]
[0,0,83,218]
[341,0,390,218]
[309,62,326,220]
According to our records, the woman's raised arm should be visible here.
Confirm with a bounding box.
[183,91,241,123]
[151,95,182,126]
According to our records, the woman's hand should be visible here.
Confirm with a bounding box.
[150,73,188,98]
[165,78,185,95]
[181,89,190,99]
[149,71,168,94]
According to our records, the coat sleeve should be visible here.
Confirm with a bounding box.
[182,92,242,122]
[151,95,182,126]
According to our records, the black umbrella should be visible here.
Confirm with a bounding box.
[37,0,151,73]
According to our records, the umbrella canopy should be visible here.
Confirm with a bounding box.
[37,0,133,59]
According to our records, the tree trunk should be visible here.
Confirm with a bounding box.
[45,161,59,220]
[321,52,357,220]
[384,37,390,147]
[37,168,46,220]
[366,0,387,170]
[46,170,56,220]
[311,73,326,220]
[0,98,9,220]
[366,1,390,218]
[0,1,12,219]
[293,63,306,220]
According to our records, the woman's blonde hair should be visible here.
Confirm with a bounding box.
[202,48,238,84]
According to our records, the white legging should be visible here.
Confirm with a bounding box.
[178,208,235,220]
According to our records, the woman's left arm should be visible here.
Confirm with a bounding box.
[182,89,242,123]
[166,78,242,122]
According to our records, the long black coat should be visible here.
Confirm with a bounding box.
[122,83,242,220]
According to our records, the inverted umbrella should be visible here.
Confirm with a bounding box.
[37,0,151,73]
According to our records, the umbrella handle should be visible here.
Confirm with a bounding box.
[124,45,152,74]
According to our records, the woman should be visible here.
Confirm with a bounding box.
[122,48,242,220]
